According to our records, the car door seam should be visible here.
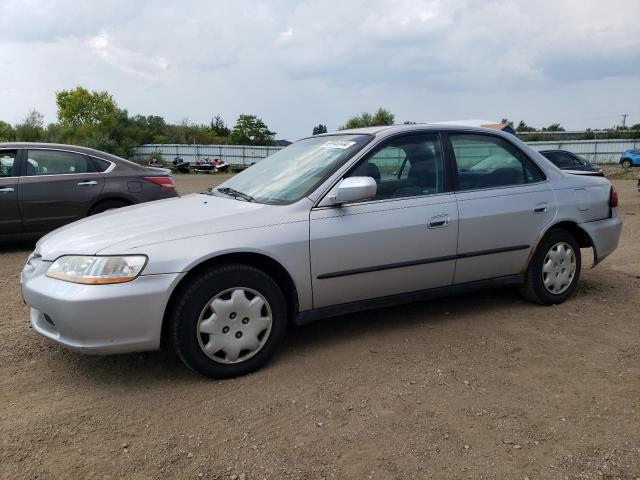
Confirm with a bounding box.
[317,245,530,280]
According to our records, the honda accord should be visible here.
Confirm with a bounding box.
[21,126,622,378]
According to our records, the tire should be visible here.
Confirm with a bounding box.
[621,159,632,169]
[169,264,287,378]
[521,229,581,305]
[90,200,129,215]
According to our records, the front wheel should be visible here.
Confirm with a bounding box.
[621,159,632,169]
[169,264,287,378]
[521,229,581,305]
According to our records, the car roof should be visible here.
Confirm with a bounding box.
[0,142,111,157]
[0,142,142,168]
[313,123,518,139]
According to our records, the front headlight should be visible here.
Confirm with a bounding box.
[45,255,147,284]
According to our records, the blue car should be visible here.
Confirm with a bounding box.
[620,149,640,168]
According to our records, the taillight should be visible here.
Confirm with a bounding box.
[609,187,618,208]
[144,176,175,192]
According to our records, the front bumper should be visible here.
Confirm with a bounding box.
[22,261,184,354]
[579,213,623,266]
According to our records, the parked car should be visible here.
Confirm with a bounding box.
[620,149,640,168]
[539,150,603,176]
[21,126,622,378]
[0,143,177,239]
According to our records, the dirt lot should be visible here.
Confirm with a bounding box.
[1,175,639,480]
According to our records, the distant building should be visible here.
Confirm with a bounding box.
[275,139,292,147]
[429,119,517,136]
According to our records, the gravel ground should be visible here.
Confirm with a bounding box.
[1,175,639,480]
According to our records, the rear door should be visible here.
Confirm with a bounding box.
[0,149,23,235]
[446,132,556,284]
[18,149,105,233]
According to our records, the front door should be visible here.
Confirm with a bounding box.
[18,149,105,233]
[309,133,459,308]
[0,149,23,235]
[447,132,556,284]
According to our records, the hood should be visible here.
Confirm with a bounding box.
[36,194,297,260]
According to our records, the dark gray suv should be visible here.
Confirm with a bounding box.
[0,143,177,239]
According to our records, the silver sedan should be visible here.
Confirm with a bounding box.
[21,125,623,378]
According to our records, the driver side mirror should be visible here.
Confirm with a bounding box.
[329,176,377,205]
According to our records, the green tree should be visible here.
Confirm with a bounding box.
[340,108,394,129]
[342,112,369,129]
[0,120,15,141]
[580,128,595,140]
[501,118,514,128]
[56,86,117,126]
[210,115,230,137]
[229,114,276,146]
[312,124,328,135]
[372,108,394,126]
[15,109,45,142]
[542,123,565,132]
[516,120,536,132]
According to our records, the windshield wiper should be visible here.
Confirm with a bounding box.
[216,187,256,203]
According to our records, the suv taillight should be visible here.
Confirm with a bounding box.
[144,177,175,192]
[609,186,618,208]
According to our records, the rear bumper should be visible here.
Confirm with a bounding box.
[579,213,623,266]
[22,268,184,354]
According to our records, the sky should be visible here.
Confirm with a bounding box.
[1,0,639,141]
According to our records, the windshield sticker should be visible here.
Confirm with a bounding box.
[320,140,356,149]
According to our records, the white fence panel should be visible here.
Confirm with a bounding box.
[134,138,640,167]
[133,144,283,167]
[526,139,639,164]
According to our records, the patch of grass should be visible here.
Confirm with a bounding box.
[598,165,640,180]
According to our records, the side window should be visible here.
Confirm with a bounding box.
[367,146,407,181]
[26,150,96,176]
[567,153,586,167]
[0,150,17,177]
[346,134,445,200]
[548,151,573,168]
[450,134,544,191]
[90,157,111,172]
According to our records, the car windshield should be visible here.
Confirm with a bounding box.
[212,134,371,204]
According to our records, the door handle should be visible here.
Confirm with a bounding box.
[533,203,548,214]
[428,214,450,228]
[0,187,15,193]
[77,180,98,186]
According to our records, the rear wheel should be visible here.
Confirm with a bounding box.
[169,264,287,378]
[621,159,632,169]
[521,229,581,305]
[90,200,129,215]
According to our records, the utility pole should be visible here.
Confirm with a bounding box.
[621,114,628,128]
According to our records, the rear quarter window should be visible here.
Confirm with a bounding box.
[90,157,112,172]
